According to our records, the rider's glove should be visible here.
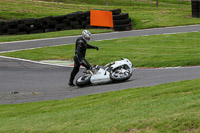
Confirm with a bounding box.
[95,47,99,51]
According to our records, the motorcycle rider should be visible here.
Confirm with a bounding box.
[68,30,99,86]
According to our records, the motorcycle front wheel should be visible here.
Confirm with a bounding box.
[76,75,91,87]
[110,65,132,82]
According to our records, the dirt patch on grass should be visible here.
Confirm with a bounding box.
[39,60,74,66]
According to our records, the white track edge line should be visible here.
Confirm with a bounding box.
[0,55,72,68]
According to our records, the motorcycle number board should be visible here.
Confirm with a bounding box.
[90,10,113,28]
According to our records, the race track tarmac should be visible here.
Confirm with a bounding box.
[1,25,200,52]
[1,25,200,104]
[0,56,200,104]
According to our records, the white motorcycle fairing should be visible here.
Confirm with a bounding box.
[90,68,112,84]
[106,58,133,73]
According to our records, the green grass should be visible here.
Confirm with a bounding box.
[1,1,200,132]
[0,79,200,132]
[0,29,112,43]
[43,0,190,5]
[1,31,200,68]
[1,0,200,30]
[1,0,200,42]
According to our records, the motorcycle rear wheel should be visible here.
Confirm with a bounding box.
[76,75,91,87]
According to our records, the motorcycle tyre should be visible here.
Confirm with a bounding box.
[76,75,91,87]
[110,73,132,82]
[110,68,132,82]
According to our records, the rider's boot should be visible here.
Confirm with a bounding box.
[68,79,75,87]
[68,82,75,87]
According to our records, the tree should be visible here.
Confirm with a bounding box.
[156,0,158,7]
[106,0,108,6]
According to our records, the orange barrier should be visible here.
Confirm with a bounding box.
[90,10,113,28]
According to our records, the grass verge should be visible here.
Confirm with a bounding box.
[0,79,200,132]
[0,29,112,43]
[1,0,200,30]
[1,31,200,68]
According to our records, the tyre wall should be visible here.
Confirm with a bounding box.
[0,9,132,35]
[191,0,200,18]
[112,9,133,31]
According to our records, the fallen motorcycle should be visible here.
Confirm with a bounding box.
[76,57,134,87]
